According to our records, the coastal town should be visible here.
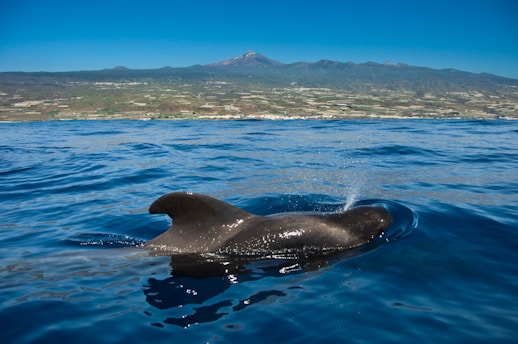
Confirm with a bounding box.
[1,77,516,121]
[1,51,518,122]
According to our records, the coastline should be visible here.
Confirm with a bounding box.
[2,90,516,122]
[1,114,516,122]
[1,78,517,122]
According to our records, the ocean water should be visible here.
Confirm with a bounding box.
[0,119,517,343]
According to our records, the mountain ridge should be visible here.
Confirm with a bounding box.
[1,52,517,97]
[2,51,516,81]
[1,51,517,121]
[206,50,284,67]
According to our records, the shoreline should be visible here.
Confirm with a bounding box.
[1,113,516,123]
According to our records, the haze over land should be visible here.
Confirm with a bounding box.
[1,51,517,121]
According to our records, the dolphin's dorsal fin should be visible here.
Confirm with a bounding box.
[147,192,256,252]
[148,190,257,250]
[149,191,254,226]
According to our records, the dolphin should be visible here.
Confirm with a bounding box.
[146,192,393,258]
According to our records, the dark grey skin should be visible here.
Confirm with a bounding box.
[147,192,393,257]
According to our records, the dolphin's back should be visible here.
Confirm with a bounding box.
[146,192,392,256]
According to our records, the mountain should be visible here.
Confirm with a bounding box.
[1,52,517,96]
[206,50,284,67]
[198,56,516,95]
[112,66,130,71]
[203,53,517,94]
[1,52,517,120]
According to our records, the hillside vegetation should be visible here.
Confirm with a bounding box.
[1,56,517,121]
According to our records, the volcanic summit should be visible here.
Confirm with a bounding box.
[207,50,283,67]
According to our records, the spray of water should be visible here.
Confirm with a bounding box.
[339,148,367,211]
[342,187,359,211]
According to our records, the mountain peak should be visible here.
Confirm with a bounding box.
[207,51,283,67]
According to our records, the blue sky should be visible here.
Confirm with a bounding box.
[1,0,517,78]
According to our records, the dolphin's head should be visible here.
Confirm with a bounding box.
[330,205,393,242]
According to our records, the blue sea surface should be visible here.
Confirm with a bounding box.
[0,119,517,343]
